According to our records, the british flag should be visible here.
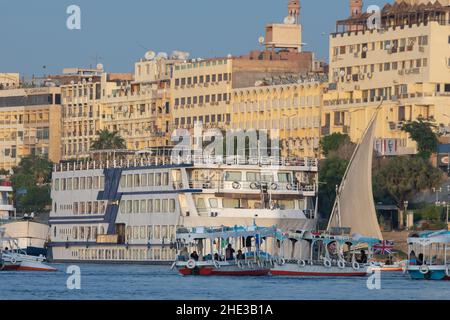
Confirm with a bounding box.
[373,240,395,255]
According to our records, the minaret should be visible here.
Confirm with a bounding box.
[350,0,363,17]
[288,0,301,24]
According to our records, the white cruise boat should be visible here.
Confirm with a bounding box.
[49,149,318,264]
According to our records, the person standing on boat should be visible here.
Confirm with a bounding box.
[358,250,368,264]
[236,250,245,260]
[409,250,418,265]
[225,244,235,261]
[190,251,199,261]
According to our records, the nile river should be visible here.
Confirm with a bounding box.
[1,264,449,300]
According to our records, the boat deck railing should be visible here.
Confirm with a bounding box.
[173,179,316,193]
[54,156,319,172]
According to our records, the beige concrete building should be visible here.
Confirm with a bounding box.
[0,87,61,170]
[0,73,19,90]
[323,0,450,156]
[101,57,175,150]
[232,74,327,158]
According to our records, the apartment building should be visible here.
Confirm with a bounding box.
[0,73,19,90]
[101,57,174,150]
[0,87,61,170]
[323,0,450,156]
[232,74,327,158]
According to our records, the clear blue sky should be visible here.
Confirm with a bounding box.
[0,0,387,76]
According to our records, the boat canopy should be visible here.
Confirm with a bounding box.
[283,231,380,246]
[176,225,279,243]
[408,230,450,245]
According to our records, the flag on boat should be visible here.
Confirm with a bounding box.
[373,240,394,255]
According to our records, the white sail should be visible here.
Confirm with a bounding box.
[327,105,383,240]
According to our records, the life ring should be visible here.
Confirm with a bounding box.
[297,259,306,268]
[186,259,196,270]
[10,257,17,265]
[250,182,259,190]
[170,261,177,270]
[232,181,241,190]
[352,262,360,270]
[286,184,293,191]
[419,264,429,275]
[213,260,220,269]
[270,183,279,191]
[338,260,346,269]
[278,257,285,266]
[324,259,332,268]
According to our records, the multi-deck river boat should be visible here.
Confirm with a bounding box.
[48,149,319,264]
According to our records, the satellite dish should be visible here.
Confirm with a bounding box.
[145,51,156,61]
[171,50,190,61]
[96,63,104,71]
[284,16,296,25]
[258,36,265,45]
[156,52,168,60]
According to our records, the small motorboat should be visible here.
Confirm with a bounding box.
[1,228,57,272]
[172,224,277,276]
[270,231,381,277]
[406,230,450,281]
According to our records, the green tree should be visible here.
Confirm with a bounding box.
[90,129,126,151]
[373,156,443,209]
[10,155,53,214]
[402,119,438,159]
[318,156,349,219]
[320,133,352,157]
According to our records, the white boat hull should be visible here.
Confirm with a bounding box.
[271,261,369,277]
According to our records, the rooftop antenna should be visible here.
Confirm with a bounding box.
[89,53,103,69]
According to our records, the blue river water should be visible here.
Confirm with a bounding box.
[1,264,449,300]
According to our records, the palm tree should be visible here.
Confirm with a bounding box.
[90,129,126,151]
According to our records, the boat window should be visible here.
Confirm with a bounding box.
[154,225,161,239]
[80,227,85,239]
[147,199,153,213]
[126,175,133,188]
[169,199,176,212]
[140,226,146,239]
[196,198,206,209]
[93,176,99,189]
[87,202,92,214]
[73,227,78,239]
[225,171,242,181]
[154,199,161,212]
[162,225,168,239]
[147,225,153,239]
[62,178,67,191]
[278,200,295,210]
[133,200,140,213]
[66,178,72,190]
[223,198,240,208]
[277,173,291,183]
[246,172,261,182]
[209,198,218,208]
[126,227,132,240]
[148,173,154,186]
[73,202,78,214]
[163,172,169,185]
[99,201,106,214]
[140,174,148,187]
[134,174,140,187]
[127,200,132,214]
[140,200,147,213]
[100,176,105,189]
[162,199,168,212]
[169,225,175,239]
[133,227,139,239]
[120,175,126,188]
[54,179,60,191]
[120,201,126,214]
[80,177,86,189]
[261,173,274,182]
[80,202,86,214]
[87,177,93,189]
[155,173,162,186]
[93,201,98,214]
[73,177,79,190]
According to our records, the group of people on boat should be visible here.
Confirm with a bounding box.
[180,244,246,262]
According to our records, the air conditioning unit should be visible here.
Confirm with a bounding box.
[419,46,425,53]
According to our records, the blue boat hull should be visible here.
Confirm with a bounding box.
[23,246,47,257]
[408,269,450,280]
